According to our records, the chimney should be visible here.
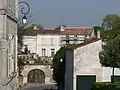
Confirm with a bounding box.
[97,30,100,39]
[60,25,65,31]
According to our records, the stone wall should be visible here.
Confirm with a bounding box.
[22,65,54,85]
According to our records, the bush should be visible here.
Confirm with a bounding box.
[91,82,120,90]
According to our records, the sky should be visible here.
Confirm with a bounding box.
[21,0,120,29]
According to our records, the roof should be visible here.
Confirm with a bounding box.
[23,27,94,36]
[23,29,60,36]
[23,29,42,36]
[60,28,94,35]
[70,38,101,49]
[38,29,60,35]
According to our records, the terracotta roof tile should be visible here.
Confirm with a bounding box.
[23,29,60,36]
[23,27,94,36]
[60,28,94,35]
[38,29,60,35]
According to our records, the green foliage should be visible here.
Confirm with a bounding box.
[99,36,120,82]
[102,14,120,30]
[99,36,120,68]
[101,29,120,42]
[91,82,120,90]
[17,57,25,76]
[34,57,43,64]
[26,24,43,30]
[51,47,66,83]
[17,25,26,51]
[17,24,43,52]
[101,14,120,42]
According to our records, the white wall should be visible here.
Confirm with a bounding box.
[36,34,60,57]
[73,40,102,90]
[23,34,61,58]
[0,15,6,39]
[7,17,17,77]
[7,0,16,17]
[0,0,5,9]
[0,15,18,90]
[73,40,120,90]
[23,36,37,53]
[102,67,120,82]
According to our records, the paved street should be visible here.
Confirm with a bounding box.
[21,84,58,90]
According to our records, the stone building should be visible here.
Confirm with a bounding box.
[59,26,95,46]
[63,38,120,90]
[0,0,18,90]
[23,26,96,60]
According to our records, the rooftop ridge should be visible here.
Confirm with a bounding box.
[65,26,93,29]
[71,38,101,49]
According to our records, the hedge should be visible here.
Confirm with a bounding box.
[91,82,120,90]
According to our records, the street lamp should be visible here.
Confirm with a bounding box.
[18,2,30,24]
[22,15,27,24]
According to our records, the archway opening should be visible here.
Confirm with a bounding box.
[27,69,45,84]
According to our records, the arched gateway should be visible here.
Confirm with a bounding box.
[22,65,54,85]
[27,69,45,84]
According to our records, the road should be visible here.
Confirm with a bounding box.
[21,84,58,90]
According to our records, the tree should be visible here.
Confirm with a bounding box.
[101,29,120,42]
[17,25,26,52]
[17,24,43,52]
[26,24,43,30]
[51,47,66,83]
[101,14,120,42]
[99,36,120,83]
[17,57,25,76]
[102,14,120,30]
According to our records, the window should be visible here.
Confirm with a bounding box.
[51,49,55,57]
[42,48,46,56]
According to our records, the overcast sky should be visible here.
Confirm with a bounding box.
[21,0,120,29]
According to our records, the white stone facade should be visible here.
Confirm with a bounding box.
[23,36,37,53]
[23,34,61,60]
[36,35,60,58]
[73,40,120,90]
[23,27,95,60]
[0,0,18,90]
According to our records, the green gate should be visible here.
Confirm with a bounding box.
[76,75,96,90]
